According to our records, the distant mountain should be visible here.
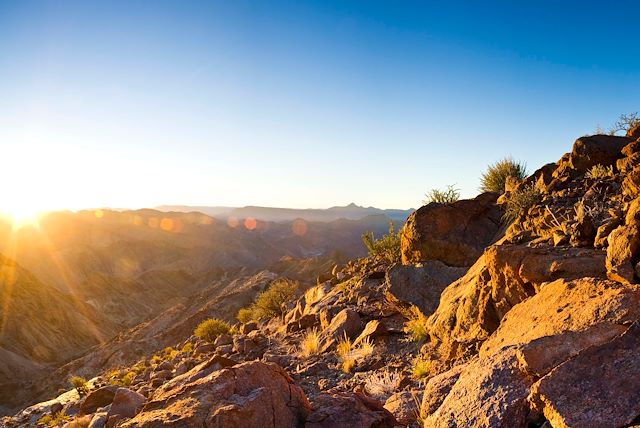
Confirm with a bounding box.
[156,203,414,223]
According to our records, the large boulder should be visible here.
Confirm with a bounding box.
[528,322,640,428]
[385,261,466,316]
[606,224,640,284]
[400,192,502,267]
[425,244,607,364]
[305,392,397,428]
[80,386,119,415]
[106,388,146,420]
[121,361,310,427]
[566,134,630,173]
[423,349,534,428]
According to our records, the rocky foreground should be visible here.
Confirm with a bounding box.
[4,126,640,428]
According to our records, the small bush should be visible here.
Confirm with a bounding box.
[194,318,231,343]
[364,369,401,400]
[404,307,429,343]
[299,329,322,358]
[585,164,614,180]
[412,357,431,379]
[181,342,193,354]
[336,334,375,373]
[423,185,460,205]
[38,411,72,427]
[362,222,401,264]
[70,376,88,395]
[503,183,542,223]
[237,307,254,323]
[480,157,528,193]
[251,279,299,320]
[609,112,640,135]
[150,355,162,364]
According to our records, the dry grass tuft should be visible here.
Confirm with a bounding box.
[299,328,322,358]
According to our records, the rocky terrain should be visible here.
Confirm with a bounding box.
[3,125,640,427]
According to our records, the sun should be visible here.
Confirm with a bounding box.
[1,204,43,229]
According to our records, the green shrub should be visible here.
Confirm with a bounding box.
[412,357,431,379]
[181,342,193,354]
[503,183,542,222]
[585,164,614,179]
[38,411,71,427]
[404,307,429,343]
[480,157,528,193]
[423,185,460,204]
[70,376,88,395]
[251,279,299,320]
[362,222,401,263]
[237,307,254,323]
[194,318,231,343]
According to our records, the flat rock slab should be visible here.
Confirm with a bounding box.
[528,322,640,428]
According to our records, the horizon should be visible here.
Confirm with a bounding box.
[1,1,639,219]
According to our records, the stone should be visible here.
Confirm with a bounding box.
[627,124,640,140]
[566,134,630,173]
[154,361,173,372]
[385,261,466,316]
[424,349,534,428]
[239,321,257,334]
[420,363,466,418]
[383,391,418,426]
[88,412,108,428]
[594,218,621,248]
[480,278,640,358]
[321,308,362,347]
[528,322,640,428]
[214,333,233,347]
[80,386,119,415]
[107,388,145,420]
[623,167,640,198]
[121,361,310,427]
[353,320,387,346]
[193,343,216,355]
[606,224,640,284]
[400,192,502,267]
[305,392,397,428]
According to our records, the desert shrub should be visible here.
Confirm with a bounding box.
[404,307,429,343]
[412,357,431,379]
[336,334,375,373]
[38,412,72,427]
[237,307,254,323]
[70,376,88,395]
[423,185,460,205]
[364,369,401,400]
[362,222,401,263]
[194,318,231,343]
[251,279,299,320]
[150,355,162,364]
[609,112,640,135]
[180,342,193,354]
[585,164,614,180]
[503,183,542,222]
[121,371,136,386]
[480,157,528,193]
[299,328,322,358]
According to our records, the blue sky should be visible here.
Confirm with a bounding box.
[1,1,639,212]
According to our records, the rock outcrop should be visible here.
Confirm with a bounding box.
[400,192,502,267]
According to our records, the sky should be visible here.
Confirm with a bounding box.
[0,0,639,213]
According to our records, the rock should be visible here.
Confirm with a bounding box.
[627,124,640,140]
[107,388,145,419]
[214,333,233,347]
[400,192,502,267]
[305,392,397,428]
[424,349,533,428]
[121,361,310,427]
[594,217,621,248]
[353,320,387,346]
[80,386,119,415]
[154,361,173,372]
[321,308,362,346]
[193,343,216,355]
[239,321,257,334]
[569,214,595,247]
[420,363,466,418]
[425,245,607,364]
[566,134,630,173]
[552,231,569,246]
[606,224,640,284]
[385,261,466,316]
[623,167,640,198]
[383,391,418,426]
[88,412,108,428]
[528,322,640,428]
[480,278,640,358]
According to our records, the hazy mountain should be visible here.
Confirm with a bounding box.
[156,203,414,223]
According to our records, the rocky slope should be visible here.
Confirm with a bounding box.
[4,126,640,427]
